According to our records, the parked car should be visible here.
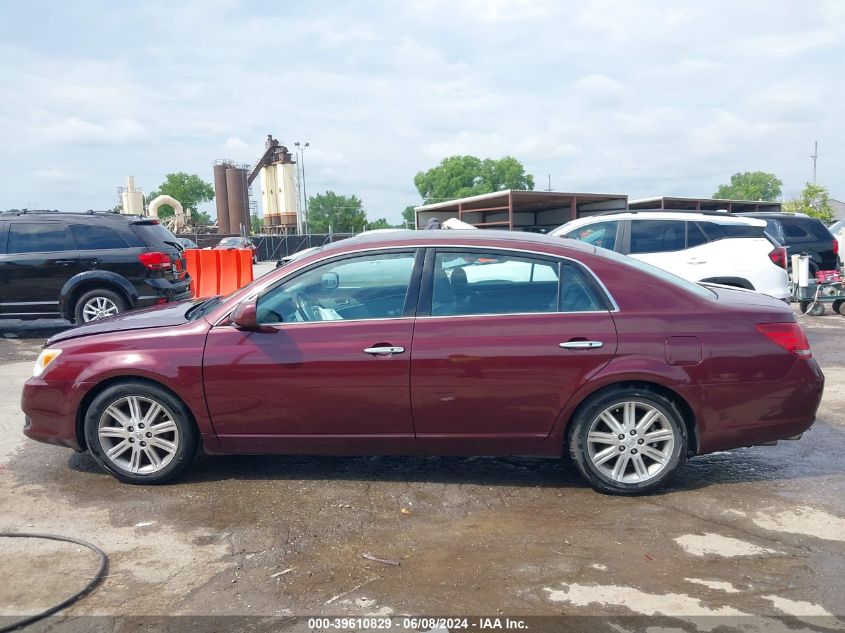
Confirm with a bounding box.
[22,230,822,494]
[829,219,845,265]
[551,212,790,300]
[276,246,320,268]
[216,236,258,263]
[177,237,198,250]
[738,212,840,273]
[0,211,191,323]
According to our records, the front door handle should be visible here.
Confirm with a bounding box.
[55,259,76,266]
[686,258,707,265]
[559,340,603,350]
[363,346,405,356]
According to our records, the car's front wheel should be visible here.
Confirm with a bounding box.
[568,387,688,495]
[83,381,198,484]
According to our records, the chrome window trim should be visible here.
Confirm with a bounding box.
[212,242,620,326]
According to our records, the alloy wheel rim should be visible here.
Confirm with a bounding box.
[97,396,179,474]
[586,400,675,484]
[82,296,119,322]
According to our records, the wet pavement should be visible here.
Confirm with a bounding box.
[0,307,843,630]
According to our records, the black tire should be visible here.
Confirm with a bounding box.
[73,287,128,324]
[802,301,825,316]
[83,381,198,484]
[831,299,843,315]
[568,386,688,495]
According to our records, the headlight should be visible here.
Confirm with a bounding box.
[33,348,62,378]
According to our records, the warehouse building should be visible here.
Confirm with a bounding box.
[414,190,628,232]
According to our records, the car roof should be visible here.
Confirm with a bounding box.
[552,211,765,234]
[2,211,141,223]
[313,229,594,256]
[739,212,814,219]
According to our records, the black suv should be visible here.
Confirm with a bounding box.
[0,211,191,323]
[740,212,840,272]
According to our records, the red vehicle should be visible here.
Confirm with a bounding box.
[22,231,824,494]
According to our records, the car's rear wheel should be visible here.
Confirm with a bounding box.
[74,288,128,323]
[83,381,198,484]
[569,387,687,495]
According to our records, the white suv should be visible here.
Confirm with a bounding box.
[550,212,790,300]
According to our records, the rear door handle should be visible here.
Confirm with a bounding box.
[687,258,707,265]
[363,346,405,356]
[55,259,76,266]
[559,340,603,349]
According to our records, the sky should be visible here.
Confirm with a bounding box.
[0,0,843,224]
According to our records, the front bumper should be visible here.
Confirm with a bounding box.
[22,379,87,451]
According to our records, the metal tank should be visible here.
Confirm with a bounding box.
[213,162,231,234]
[226,166,249,236]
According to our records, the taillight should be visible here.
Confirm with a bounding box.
[833,239,839,256]
[756,322,811,358]
[768,246,787,269]
[138,251,172,270]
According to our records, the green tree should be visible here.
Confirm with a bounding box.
[368,218,393,230]
[147,172,215,225]
[783,183,836,223]
[402,205,416,228]
[307,191,367,233]
[414,155,534,204]
[713,171,782,201]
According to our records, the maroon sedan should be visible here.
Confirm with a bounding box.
[22,231,823,494]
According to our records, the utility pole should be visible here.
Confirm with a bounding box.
[811,140,818,184]
[547,174,552,192]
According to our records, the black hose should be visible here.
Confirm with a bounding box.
[0,532,108,633]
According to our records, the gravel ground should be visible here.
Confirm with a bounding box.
[0,302,843,631]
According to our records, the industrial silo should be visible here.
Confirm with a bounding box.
[226,166,249,236]
[213,162,231,234]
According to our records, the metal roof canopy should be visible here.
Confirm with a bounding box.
[414,189,628,231]
[629,196,782,213]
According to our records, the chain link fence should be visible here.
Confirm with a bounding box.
[181,233,355,262]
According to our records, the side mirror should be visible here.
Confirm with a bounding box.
[231,297,260,330]
[321,272,339,290]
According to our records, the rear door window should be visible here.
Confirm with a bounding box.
[686,222,708,248]
[432,251,561,316]
[628,220,685,253]
[7,222,71,253]
[70,224,131,250]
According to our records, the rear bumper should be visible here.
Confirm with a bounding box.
[137,277,192,307]
[694,357,824,454]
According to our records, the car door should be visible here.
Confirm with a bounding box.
[203,249,422,447]
[625,219,692,279]
[410,248,618,444]
[69,221,139,278]
[0,221,80,317]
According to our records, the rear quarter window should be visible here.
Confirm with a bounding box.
[699,222,765,241]
[130,221,180,249]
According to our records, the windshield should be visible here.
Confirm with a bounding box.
[219,238,242,247]
[596,247,716,299]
